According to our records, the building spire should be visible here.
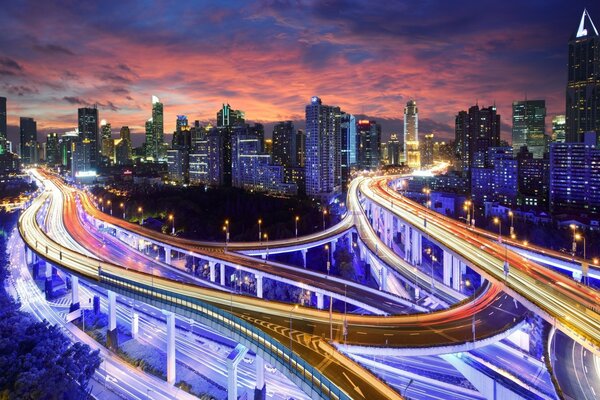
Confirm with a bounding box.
[576,9,599,38]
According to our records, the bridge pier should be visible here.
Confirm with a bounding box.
[255,355,266,400]
[106,290,119,350]
[26,247,33,265]
[227,344,248,400]
[411,229,422,265]
[443,251,452,287]
[44,261,53,278]
[301,249,307,268]
[163,310,176,385]
[316,292,324,309]
[131,311,139,339]
[379,266,388,292]
[256,274,263,298]
[220,263,225,286]
[209,261,216,283]
[165,246,172,264]
[71,276,80,310]
[330,240,336,254]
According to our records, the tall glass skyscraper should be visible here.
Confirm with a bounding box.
[512,100,546,158]
[19,117,37,164]
[566,10,600,142]
[77,107,99,169]
[340,113,356,190]
[404,100,420,169]
[0,97,6,154]
[356,119,381,170]
[305,96,341,199]
[152,96,165,161]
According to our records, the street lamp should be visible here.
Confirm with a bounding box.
[289,304,298,362]
[107,200,112,215]
[120,202,125,219]
[494,217,510,278]
[324,244,331,275]
[258,218,262,242]
[224,219,230,245]
[295,216,300,239]
[508,210,514,236]
[465,279,475,342]
[575,233,587,285]
[464,200,474,227]
[168,214,174,235]
[99,198,104,212]
[138,206,143,225]
[570,224,578,258]
[322,209,327,230]
[423,187,431,228]
[263,233,269,259]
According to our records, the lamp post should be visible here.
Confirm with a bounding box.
[107,200,112,215]
[423,188,431,228]
[258,219,262,242]
[263,233,269,260]
[508,210,514,237]
[99,198,104,212]
[295,216,299,239]
[494,217,510,278]
[575,233,587,285]
[289,304,298,363]
[322,209,327,230]
[168,214,174,235]
[570,224,578,258]
[224,219,230,246]
[120,202,125,219]
[324,244,331,275]
[465,279,475,342]
[138,206,143,225]
[464,199,474,227]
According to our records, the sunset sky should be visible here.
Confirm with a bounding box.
[1,0,598,145]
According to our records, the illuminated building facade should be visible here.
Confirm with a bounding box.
[404,100,420,169]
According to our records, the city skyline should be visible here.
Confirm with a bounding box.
[1,1,598,144]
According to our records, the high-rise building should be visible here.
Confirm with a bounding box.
[566,10,600,142]
[100,120,113,166]
[386,134,401,165]
[356,119,381,170]
[549,132,600,214]
[305,96,342,199]
[19,117,37,165]
[512,100,547,158]
[77,107,99,169]
[167,148,189,183]
[272,121,297,167]
[340,113,357,189]
[152,96,165,161]
[296,129,305,167]
[59,131,79,170]
[46,133,60,166]
[471,147,517,206]
[172,115,191,150]
[455,110,470,172]
[0,97,6,155]
[119,126,132,162]
[455,104,501,174]
[420,133,435,168]
[72,138,93,179]
[516,147,549,208]
[404,100,420,169]
[552,115,566,143]
[217,103,245,128]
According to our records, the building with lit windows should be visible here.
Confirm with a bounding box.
[19,117,37,165]
[566,10,600,143]
[305,96,341,200]
[420,133,434,168]
[46,133,60,166]
[404,100,420,169]
[77,107,99,169]
[356,119,381,171]
[552,115,566,143]
[516,146,549,208]
[512,100,547,158]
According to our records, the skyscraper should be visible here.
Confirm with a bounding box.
[512,100,547,158]
[454,110,470,172]
[305,96,342,199]
[340,113,357,189]
[77,107,99,169]
[552,115,566,143]
[152,96,165,161]
[404,100,420,169]
[566,10,600,142]
[471,105,501,168]
[0,97,6,155]
[356,119,381,170]
[420,133,434,168]
[386,134,401,165]
[100,120,113,165]
[46,133,60,166]
[19,117,37,165]
[272,121,297,167]
[144,118,154,160]
[119,126,132,162]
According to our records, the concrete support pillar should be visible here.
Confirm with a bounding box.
[411,229,422,265]
[220,264,225,286]
[26,247,33,265]
[165,246,172,264]
[227,344,248,400]
[256,274,263,298]
[331,240,336,254]
[255,355,266,399]
[163,310,176,385]
[443,251,452,287]
[261,253,266,260]
[316,292,324,309]
[380,266,388,292]
[71,276,80,309]
[346,232,353,250]
[131,312,139,339]
[452,258,463,291]
[209,261,216,283]
[45,261,52,278]
[107,290,117,331]
[301,249,307,268]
